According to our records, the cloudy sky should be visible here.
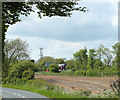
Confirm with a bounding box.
[6,1,118,61]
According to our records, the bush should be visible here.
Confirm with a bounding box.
[71,68,76,72]
[48,63,59,73]
[3,60,35,84]
[42,66,47,71]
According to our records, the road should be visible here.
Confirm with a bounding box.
[0,87,50,100]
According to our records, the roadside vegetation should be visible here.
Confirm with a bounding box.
[2,79,118,99]
[2,38,120,98]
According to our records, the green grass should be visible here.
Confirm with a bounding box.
[2,79,87,99]
[35,71,117,77]
[2,79,118,99]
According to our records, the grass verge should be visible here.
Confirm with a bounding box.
[2,79,87,99]
[2,79,118,99]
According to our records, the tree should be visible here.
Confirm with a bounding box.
[94,59,103,70]
[48,63,59,73]
[87,49,96,69]
[3,38,30,78]
[96,44,105,60]
[73,47,88,70]
[38,56,54,63]
[65,59,75,69]
[38,56,54,71]
[54,58,65,64]
[103,48,112,66]
[4,38,30,64]
[112,42,120,67]
[110,42,120,96]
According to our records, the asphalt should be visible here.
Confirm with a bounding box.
[0,87,51,100]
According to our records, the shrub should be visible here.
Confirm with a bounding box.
[42,66,47,71]
[4,60,35,84]
[48,63,59,73]
[71,68,76,72]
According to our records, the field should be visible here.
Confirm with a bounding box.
[35,75,118,94]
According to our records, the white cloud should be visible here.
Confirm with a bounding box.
[6,34,117,61]
[5,2,118,61]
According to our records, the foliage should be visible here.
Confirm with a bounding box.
[4,38,30,65]
[94,59,103,70]
[103,48,112,66]
[73,47,88,70]
[3,38,30,79]
[96,44,105,60]
[42,66,47,71]
[3,60,35,84]
[48,63,59,72]
[38,56,54,71]
[38,56,54,63]
[54,58,65,64]
[71,68,76,72]
[35,43,119,77]
[112,42,120,67]
[65,59,75,69]
[87,49,96,69]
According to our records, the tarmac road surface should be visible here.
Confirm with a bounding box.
[0,87,51,100]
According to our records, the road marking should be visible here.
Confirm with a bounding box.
[12,92,26,98]
[17,94,25,98]
[12,93,17,95]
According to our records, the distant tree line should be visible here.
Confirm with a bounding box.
[65,43,119,76]
[37,42,119,77]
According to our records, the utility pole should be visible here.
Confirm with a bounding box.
[39,48,44,59]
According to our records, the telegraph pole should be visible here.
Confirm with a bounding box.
[39,48,44,59]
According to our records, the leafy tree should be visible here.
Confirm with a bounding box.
[73,47,88,70]
[87,49,96,69]
[65,59,75,69]
[4,38,30,64]
[38,56,54,71]
[38,56,54,63]
[3,38,30,78]
[103,48,112,66]
[96,44,105,60]
[54,58,65,64]
[48,63,59,72]
[42,66,47,71]
[112,42,120,67]
[94,59,103,70]
[71,68,76,72]
[110,42,120,95]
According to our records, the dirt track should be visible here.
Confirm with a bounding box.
[35,75,118,93]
